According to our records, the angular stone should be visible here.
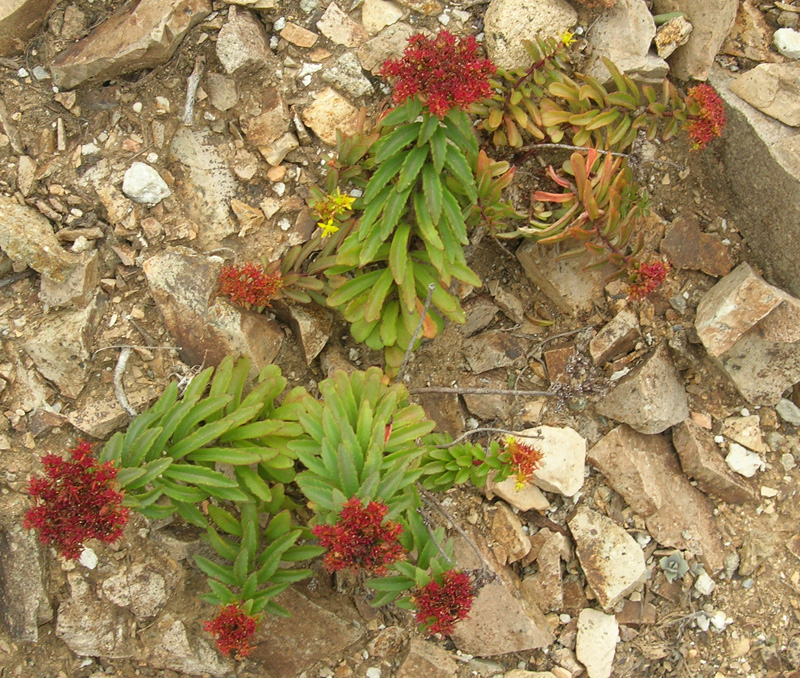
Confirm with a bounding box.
[576,609,619,678]
[67,386,156,438]
[39,250,100,309]
[0,196,79,283]
[512,426,585,497]
[721,415,766,453]
[0,0,58,56]
[655,15,693,58]
[490,475,551,512]
[357,21,417,72]
[216,6,272,74]
[415,391,464,437]
[652,0,737,81]
[169,127,238,249]
[729,63,800,128]
[240,87,290,142]
[738,529,778,577]
[568,508,646,611]
[302,87,359,145]
[543,344,574,385]
[316,2,368,47]
[725,442,764,478]
[397,638,457,678]
[362,0,405,34]
[122,162,170,206]
[589,309,640,365]
[50,0,210,89]
[226,0,276,8]
[722,0,783,64]
[594,345,688,435]
[588,425,725,573]
[205,72,238,111]
[143,248,282,376]
[0,497,52,642]
[660,215,734,277]
[463,330,527,374]
[777,398,800,426]
[521,530,570,613]
[144,615,233,677]
[672,419,756,504]
[585,0,668,83]
[322,52,374,98]
[491,503,531,564]
[101,554,182,621]
[286,303,333,364]
[280,21,319,48]
[461,369,514,421]
[517,241,612,315]
[23,297,101,399]
[615,599,657,626]
[249,588,364,672]
[461,296,500,337]
[394,0,441,14]
[484,0,576,71]
[774,26,800,59]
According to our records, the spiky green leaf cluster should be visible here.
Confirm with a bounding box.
[419,438,509,492]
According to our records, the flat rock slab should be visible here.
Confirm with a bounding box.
[302,87,359,145]
[588,425,725,573]
[463,330,527,374]
[729,63,800,127]
[576,609,619,678]
[356,22,417,72]
[50,0,210,89]
[660,215,734,277]
[249,587,364,675]
[672,419,756,504]
[589,309,640,365]
[397,638,458,678]
[512,426,586,497]
[567,507,646,611]
[144,615,233,677]
[594,344,689,435]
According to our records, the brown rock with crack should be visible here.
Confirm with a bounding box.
[397,638,458,678]
[660,215,734,277]
[729,63,800,128]
[672,419,756,504]
[0,0,58,56]
[588,425,725,573]
[463,330,527,374]
[50,0,210,89]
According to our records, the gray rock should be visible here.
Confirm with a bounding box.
[50,0,210,89]
[567,508,646,611]
[397,638,458,678]
[588,425,725,573]
[316,2,368,47]
[101,554,182,621]
[322,52,374,98]
[589,309,640,365]
[260,132,299,166]
[576,609,619,678]
[23,296,102,399]
[774,27,800,59]
[0,495,52,642]
[461,369,514,421]
[39,250,100,310]
[143,247,283,376]
[240,87,291,149]
[216,6,272,74]
[302,87,359,145]
[169,127,238,249]
[356,21,417,72]
[0,0,58,56]
[594,345,689,435]
[516,242,612,315]
[122,162,170,206]
[483,0,576,71]
[738,529,778,576]
[672,419,756,504]
[463,330,527,374]
[511,426,586,497]
[777,398,800,426]
[461,296,500,337]
[585,0,668,84]
[144,615,233,677]
[652,0,737,80]
[274,302,333,365]
[67,386,157,439]
[730,63,800,127]
[0,195,80,283]
[204,72,239,111]
[706,67,800,300]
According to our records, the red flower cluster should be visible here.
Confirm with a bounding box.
[414,570,474,635]
[204,603,260,659]
[23,441,129,560]
[312,498,406,574]
[218,263,283,309]
[380,31,496,118]
[502,436,544,489]
[627,260,670,301]
[685,83,726,151]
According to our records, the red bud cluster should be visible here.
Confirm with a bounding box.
[204,603,260,659]
[414,570,474,635]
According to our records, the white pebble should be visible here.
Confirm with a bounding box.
[774,27,800,59]
[79,547,98,569]
[273,16,286,30]
[694,571,716,596]
[725,443,765,478]
[132,101,143,113]
[122,161,171,206]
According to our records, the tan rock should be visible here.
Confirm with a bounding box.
[660,214,734,277]
[463,330,527,374]
[394,0,442,15]
[356,22,417,72]
[721,415,766,453]
[302,87,359,145]
[729,63,800,127]
[589,309,640,365]
[722,0,782,64]
[397,638,457,678]
[50,0,210,89]
[280,21,319,48]
[491,503,531,564]
[489,475,551,512]
[316,2,368,48]
[362,0,405,34]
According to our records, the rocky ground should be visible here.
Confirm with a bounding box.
[1,0,800,677]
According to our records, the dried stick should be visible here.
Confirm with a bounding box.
[397,282,435,379]
[437,427,543,449]
[409,386,555,397]
[182,56,205,127]
[114,348,137,416]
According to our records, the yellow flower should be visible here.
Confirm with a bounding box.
[331,189,356,212]
[318,218,339,238]
[561,30,576,48]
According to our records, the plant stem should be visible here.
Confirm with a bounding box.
[409,386,555,397]
[397,282,435,379]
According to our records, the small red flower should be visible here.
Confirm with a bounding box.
[312,498,406,574]
[502,436,544,489]
[204,603,260,659]
[218,263,283,309]
[627,259,670,301]
[685,83,726,151]
[23,441,129,560]
[414,570,474,635]
[380,31,496,118]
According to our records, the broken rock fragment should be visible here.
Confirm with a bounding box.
[216,6,272,74]
[302,88,360,145]
[729,63,800,127]
[576,609,619,678]
[660,214,734,277]
[316,2,368,47]
[511,426,586,497]
[567,507,646,611]
[594,344,689,435]
[588,425,725,573]
[0,0,59,56]
[589,308,640,365]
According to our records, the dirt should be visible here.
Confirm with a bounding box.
[1,1,799,677]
